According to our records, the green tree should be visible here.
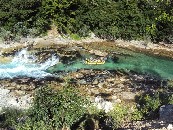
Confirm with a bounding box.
[75,0,146,40]
[139,0,173,43]
[0,0,41,29]
[41,0,81,34]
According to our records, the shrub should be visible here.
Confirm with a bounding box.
[107,103,142,129]
[15,120,53,130]
[137,91,173,119]
[167,80,173,90]
[137,93,161,119]
[168,94,173,104]
[0,108,26,129]
[17,85,89,129]
[0,0,42,29]
[0,28,15,43]
[139,0,173,43]
[70,33,81,40]
[1,0,173,43]
[74,0,148,40]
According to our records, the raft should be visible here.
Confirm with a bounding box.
[84,59,105,65]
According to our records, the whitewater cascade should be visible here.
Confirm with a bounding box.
[0,49,59,78]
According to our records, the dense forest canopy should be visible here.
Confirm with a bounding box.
[0,0,173,43]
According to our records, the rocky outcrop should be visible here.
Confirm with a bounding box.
[31,45,82,64]
[159,105,173,122]
[115,39,173,59]
[0,76,64,110]
[123,120,171,130]
[0,67,155,114]
[0,88,32,110]
[66,69,164,111]
[89,49,108,57]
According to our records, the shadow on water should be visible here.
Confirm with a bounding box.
[132,67,162,79]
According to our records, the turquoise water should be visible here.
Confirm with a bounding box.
[48,51,173,80]
[1,48,173,79]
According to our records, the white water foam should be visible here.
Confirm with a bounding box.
[0,49,59,78]
[12,48,36,64]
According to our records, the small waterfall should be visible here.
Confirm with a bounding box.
[0,49,59,79]
[12,48,36,64]
[40,55,59,70]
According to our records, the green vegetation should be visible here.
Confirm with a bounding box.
[19,86,89,129]
[0,108,27,129]
[0,84,172,129]
[136,90,173,119]
[107,104,142,129]
[70,33,81,40]
[0,85,90,129]
[0,0,173,43]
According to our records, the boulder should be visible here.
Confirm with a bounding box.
[75,73,84,79]
[92,79,99,85]
[159,105,173,122]
[121,92,136,101]
[89,49,108,57]
[98,83,104,88]
[78,79,87,85]
[167,124,173,130]
[94,96,113,113]
[91,89,100,95]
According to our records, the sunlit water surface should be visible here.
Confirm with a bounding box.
[49,50,173,80]
[1,48,173,79]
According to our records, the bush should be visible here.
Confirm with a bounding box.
[136,91,173,119]
[0,0,42,29]
[15,120,53,130]
[0,108,26,129]
[0,28,15,43]
[0,0,49,39]
[16,86,89,129]
[107,103,142,129]
[70,33,81,40]
[167,80,173,90]
[139,0,173,43]
[137,93,161,119]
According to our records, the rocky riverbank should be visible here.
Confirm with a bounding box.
[114,39,173,59]
[0,68,170,129]
[2,36,173,60]
[0,36,173,129]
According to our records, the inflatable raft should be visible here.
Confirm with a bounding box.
[84,58,105,65]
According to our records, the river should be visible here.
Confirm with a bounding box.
[48,48,173,80]
[0,48,173,79]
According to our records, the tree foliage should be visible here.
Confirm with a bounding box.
[137,91,173,119]
[0,0,173,43]
[0,0,41,29]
